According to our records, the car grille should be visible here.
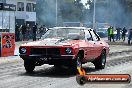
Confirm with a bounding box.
[30,48,60,56]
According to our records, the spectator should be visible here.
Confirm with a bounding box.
[42,25,47,34]
[36,27,41,39]
[19,25,23,41]
[109,27,115,42]
[116,27,121,41]
[15,24,20,41]
[40,25,44,38]
[128,28,132,44]
[107,26,111,41]
[33,24,37,41]
[122,27,127,41]
[26,24,31,40]
[22,24,27,41]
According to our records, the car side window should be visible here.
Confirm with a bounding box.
[93,30,101,41]
[89,30,100,41]
[85,30,93,41]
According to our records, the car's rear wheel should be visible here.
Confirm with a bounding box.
[24,60,35,73]
[93,50,106,69]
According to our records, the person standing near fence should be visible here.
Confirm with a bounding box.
[109,27,115,42]
[122,27,127,41]
[116,27,121,41]
[26,24,31,40]
[33,24,37,41]
[22,24,27,41]
[42,25,47,34]
[107,26,111,41]
[15,24,20,41]
[128,28,132,44]
[19,25,23,41]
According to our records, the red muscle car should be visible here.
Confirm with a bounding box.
[19,27,109,73]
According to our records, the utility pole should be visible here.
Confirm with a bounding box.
[56,0,58,26]
[93,0,96,30]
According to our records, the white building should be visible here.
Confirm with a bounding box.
[0,0,16,33]
[0,0,36,33]
[6,0,36,26]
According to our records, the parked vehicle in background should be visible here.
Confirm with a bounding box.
[63,22,81,27]
[19,27,109,74]
[96,28,108,38]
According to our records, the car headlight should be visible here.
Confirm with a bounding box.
[20,48,27,54]
[65,48,72,54]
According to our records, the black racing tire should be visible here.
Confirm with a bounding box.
[93,50,106,69]
[24,60,35,73]
[71,54,82,74]
[128,40,130,45]
[54,64,62,68]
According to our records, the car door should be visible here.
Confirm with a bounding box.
[89,30,102,58]
[84,30,95,60]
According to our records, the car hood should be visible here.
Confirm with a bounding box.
[21,38,81,47]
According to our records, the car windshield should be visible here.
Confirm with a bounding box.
[41,28,85,40]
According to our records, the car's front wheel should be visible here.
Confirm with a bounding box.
[71,54,82,74]
[54,64,62,68]
[93,50,106,69]
[24,60,35,73]
[128,40,131,45]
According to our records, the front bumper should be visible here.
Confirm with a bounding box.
[20,54,76,65]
